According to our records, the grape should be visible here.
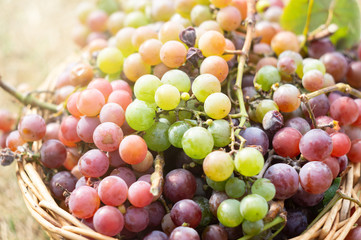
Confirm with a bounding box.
[155,84,181,110]
[346,62,361,88]
[242,220,264,236]
[262,110,284,134]
[204,93,231,119]
[272,127,302,158]
[168,121,192,148]
[87,38,107,55]
[255,21,278,44]
[273,84,300,112]
[345,226,361,240]
[18,114,46,142]
[278,50,303,77]
[200,56,229,82]
[67,92,82,117]
[171,199,202,228]
[78,149,109,178]
[292,184,323,207]
[255,57,278,72]
[93,206,124,237]
[110,167,137,187]
[308,38,335,59]
[253,43,272,56]
[115,27,136,57]
[161,69,191,93]
[158,21,185,43]
[209,191,228,217]
[225,177,246,198]
[124,11,148,28]
[299,129,333,161]
[285,117,311,135]
[192,196,212,227]
[60,116,81,143]
[108,90,132,111]
[302,70,324,92]
[182,127,214,159]
[322,156,340,179]
[264,6,283,22]
[151,0,175,22]
[119,135,148,165]
[144,231,168,240]
[132,151,153,172]
[338,155,349,173]
[277,56,296,75]
[192,74,221,102]
[348,139,361,163]
[330,97,359,126]
[69,62,94,86]
[93,122,123,152]
[58,130,76,148]
[40,140,67,169]
[77,89,105,117]
[138,39,162,66]
[63,147,80,171]
[170,226,200,240]
[128,181,153,208]
[352,99,361,126]
[76,116,100,143]
[264,163,299,199]
[160,41,187,68]
[124,206,149,232]
[134,75,162,104]
[320,52,348,82]
[87,78,113,101]
[175,0,196,18]
[222,38,236,61]
[251,178,276,201]
[299,161,333,194]
[203,151,234,182]
[323,73,336,87]
[111,80,132,96]
[303,59,326,75]
[69,186,100,219]
[256,100,280,123]
[217,199,243,227]
[255,66,281,91]
[198,30,226,57]
[239,194,268,222]
[199,20,223,34]
[235,147,264,176]
[98,176,128,206]
[301,94,330,119]
[50,171,77,200]
[202,225,228,240]
[164,169,196,203]
[97,47,124,74]
[191,5,212,26]
[282,209,308,238]
[206,176,228,191]
[216,6,241,32]
[271,31,300,55]
[162,213,177,235]
[125,100,155,131]
[107,11,125,34]
[211,0,231,7]
[86,10,107,32]
[99,103,125,127]
[131,26,157,50]
[208,119,231,147]
[145,201,166,227]
[123,53,151,82]
[76,2,94,24]
[240,127,269,155]
[143,121,171,152]
[6,130,26,151]
[330,132,351,157]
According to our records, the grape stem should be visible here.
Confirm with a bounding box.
[300,94,318,128]
[0,75,59,112]
[150,153,165,198]
[301,0,314,48]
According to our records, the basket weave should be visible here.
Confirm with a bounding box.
[15,62,361,240]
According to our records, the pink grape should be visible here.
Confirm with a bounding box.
[119,135,148,165]
[87,78,113,100]
[330,97,359,126]
[18,114,46,142]
[299,129,333,161]
[272,127,302,158]
[99,103,125,127]
[110,167,136,187]
[111,80,132,96]
[322,156,340,179]
[93,122,123,152]
[76,116,100,143]
[330,132,351,157]
[93,206,124,236]
[299,161,333,194]
[124,206,149,232]
[69,186,100,219]
[60,116,81,143]
[107,90,132,111]
[98,176,128,206]
[40,140,67,169]
[78,149,109,178]
[108,150,127,168]
[67,92,83,117]
[128,181,153,208]
[77,89,105,117]
[6,130,26,151]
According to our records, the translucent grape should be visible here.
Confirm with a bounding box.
[210,0,232,8]
[125,100,155,131]
[18,114,46,142]
[255,21,277,44]
[271,31,300,56]
[99,103,125,127]
[107,90,132,111]
[143,121,171,152]
[348,139,361,163]
[330,132,351,157]
[182,127,214,159]
[158,21,185,43]
[207,119,231,147]
[204,93,231,119]
[251,178,276,201]
[320,52,348,82]
[191,5,212,26]
[134,74,162,103]
[96,47,124,74]
[128,181,153,207]
[299,161,333,194]
[93,206,124,236]
[160,41,187,68]
[272,127,302,158]
[69,186,100,219]
[132,151,153,173]
[285,117,311,135]
[322,156,340,179]
[78,149,109,178]
[299,129,333,161]
[330,97,359,126]
[124,11,148,28]
[168,121,192,148]
[60,116,81,143]
[98,176,128,206]
[203,151,234,182]
[93,122,123,152]
[67,92,83,117]
[302,70,324,92]
[123,53,151,82]
[303,59,326,75]
[200,56,229,82]
[225,177,246,198]
[139,39,163,66]
[77,89,105,117]
[144,231,168,240]
[87,10,108,32]
[110,80,132,96]
[255,66,281,91]
[346,62,361,89]
[198,30,226,57]
[161,69,191,93]
[242,220,264,236]
[87,78,113,101]
[292,184,324,207]
[216,6,241,31]
[131,26,158,50]
[273,84,300,112]
[155,84,181,110]
[192,74,221,102]
[77,116,100,143]
[119,135,148,165]
[255,99,279,123]
[234,147,264,176]
[115,27,136,57]
[239,194,268,222]
[107,11,125,35]
[217,199,243,227]
[69,62,94,86]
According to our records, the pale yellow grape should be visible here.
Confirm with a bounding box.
[198,30,226,57]
[160,41,187,68]
[131,26,158,50]
[158,21,185,43]
[123,53,151,82]
[200,56,229,82]
[134,74,162,103]
[192,74,221,102]
[107,12,126,35]
[216,6,241,31]
[170,13,192,28]
[151,0,175,22]
[76,2,95,24]
[203,151,234,181]
[139,39,163,66]
[204,93,231,119]
[175,0,197,18]
[124,11,149,28]
[155,84,181,110]
[115,27,137,57]
[191,5,212,26]
[199,20,223,34]
[96,47,124,74]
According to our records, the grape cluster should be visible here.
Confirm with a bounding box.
[1,0,361,239]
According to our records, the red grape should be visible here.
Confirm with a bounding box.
[171,199,202,228]
[127,181,153,208]
[119,135,148,165]
[330,132,351,157]
[78,149,109,178]
[76,116,100,143]
[98,176,128,206]
[272,127,302,158]
[124,206,149,232]
[69,186,100,219]
[348,139,361,163]
[40,140,67,169]
[60,116,81,143]
[299,161,333,194]
[322,156,340,179]
[93,122,123,152]
[93,206,124,236]
[330,97,359,126]
[299,129,333,161]
[110,167,136,187]
[164,169,197,203]
[50,171,77,200]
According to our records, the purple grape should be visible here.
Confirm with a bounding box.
[299,129,333,162]
[50,171,77,200]
[164,169,196,203]
[202,225,228,240]
[124,206,149,232]
[170,199,202,228]
[40,140,67,168]
[240,127,269,155]
[292,184,324,207]
[146,201,166,228]
[144,231,168,240]
[169,226,200,240]
[282,209,308,238]
[301,94,330,119]
[285,117,311,135]
[110,167,136,187]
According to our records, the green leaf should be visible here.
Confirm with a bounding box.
[281,0,361,49]
[322,177,341,207]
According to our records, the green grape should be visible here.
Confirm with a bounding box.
[124,11,149,28]
[239,194,268,222]
[255,99,279,123]
[256,0,270,13]
[193,196,213,227]
[192,74,221,102]
[155,84,180,110]
[242,220,264,236]
[97,0,119,14]
[278,50,303,77]
[96,47,124,74]
[159,110,177,124]
[204,93,231,119]
[178,99,204,120]
[143,120,171,152]
[125,99,155,131]
[303,59,326,75]
[207,119,231,147]
[168,121,191,148]
[217,199,243,227]
[251,178,276,201]
[161,69,191,93]
[255,66,281,91]
[225,177,246,198]
[182,127,214,159]
[191,5,212,26]
[203,151,234,182]
[206,176,227,191]
[134,74,162,103]
[235,147,264,177]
